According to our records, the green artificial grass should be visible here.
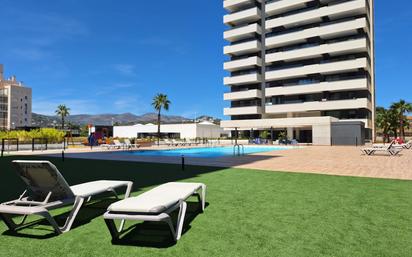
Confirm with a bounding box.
[0,156,411,257]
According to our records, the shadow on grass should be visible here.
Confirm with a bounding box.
[1,197,118,239]
[0,156,217,242]
[59,150,283,167]
[112,201,208,248]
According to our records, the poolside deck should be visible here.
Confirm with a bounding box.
[11,145,412,181]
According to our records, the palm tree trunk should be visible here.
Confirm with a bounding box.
[400,115,404,140]
[62,116,65,130]
[157,109,161,146]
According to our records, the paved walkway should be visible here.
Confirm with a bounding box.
[7,145,412,181]
[232,146,412,180]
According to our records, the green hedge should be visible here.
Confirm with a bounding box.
[0,128,66,143]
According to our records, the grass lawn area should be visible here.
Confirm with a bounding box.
[0,156,411,257]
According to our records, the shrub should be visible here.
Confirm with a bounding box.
[0,128,66,143]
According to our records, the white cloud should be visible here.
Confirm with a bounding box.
[0,8,88,45]
[11,48,52,61]
[112,95,150,114]
[113,64,137,76]
[33,98,100,115]
[179,110,200,119]
[112,82,135,88]
[136,37,172,47]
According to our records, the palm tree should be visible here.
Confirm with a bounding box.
[55,105,70,130]
[376,107,396,143]
[390,100,412,140]
[151,94,171,145]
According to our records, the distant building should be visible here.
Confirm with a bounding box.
[110,121,228,139]
[0,64,32,130]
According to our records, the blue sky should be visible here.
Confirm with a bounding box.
[0,0,411,118]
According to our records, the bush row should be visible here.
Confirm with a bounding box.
[0,128,66,143]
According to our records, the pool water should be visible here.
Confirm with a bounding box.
[119,146,294,158]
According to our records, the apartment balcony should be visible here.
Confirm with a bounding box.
[224,7,261,26]
[224,0,260,12]
[224,73,262,86]
[266,0,367,30]
[266,98,372,114]
[266,58,369,81]
[224,23,262,42]
[266,0,313,16]
[224,56,262,72]
[265,78,369,97]
[224,40,262,56]
[224,89,262,101]
[266,17,369,49]
[224,106,262,116]
[266,38,368,63]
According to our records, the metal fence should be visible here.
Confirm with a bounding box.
[1,138,66,156]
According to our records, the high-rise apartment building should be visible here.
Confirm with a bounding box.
[0,64,32,130]
[221,0,375,145]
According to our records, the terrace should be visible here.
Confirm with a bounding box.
[0,154,411,256]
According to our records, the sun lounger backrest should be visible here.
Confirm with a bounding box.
[386,141,395,150]
[124,139,131,144]
[12,161,75,201]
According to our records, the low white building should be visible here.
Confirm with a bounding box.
[113,121,227,139]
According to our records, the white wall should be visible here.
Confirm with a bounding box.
[312,124,332,146]
[113,123,226,139]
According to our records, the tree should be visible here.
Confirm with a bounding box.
[55,105,70,130]
[376,107,397,143]
[390,100,412,140]
[151,93,171,145]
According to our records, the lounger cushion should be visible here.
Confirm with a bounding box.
[108,182,203,214]
[70,180,131,197]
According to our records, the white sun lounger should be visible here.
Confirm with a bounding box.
[399,140,412,149]
[124,139,140,149]
[112,140,126,149]
[0,161,133,235]
[172,139,183,146]
[103,182,206,241]
[361,142,402,156]
[373,140,412,150]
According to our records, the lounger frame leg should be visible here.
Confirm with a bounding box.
[59,197,85,233]
[97,182,133,233]
[199,184,206,211]
[39,211,64,234]
[0,213,19,231]
[175,200,187,241]
[104,218,121,241]
[164,214,176,240]
[118,182,133,232]
[0,211,63,234]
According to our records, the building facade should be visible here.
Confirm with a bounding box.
[221,0,375,145]
[0,64,32,130]
[112,122,228,139]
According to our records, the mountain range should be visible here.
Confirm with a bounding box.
[32,113,220,127]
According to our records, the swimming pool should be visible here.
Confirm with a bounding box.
[118,146,295,158]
